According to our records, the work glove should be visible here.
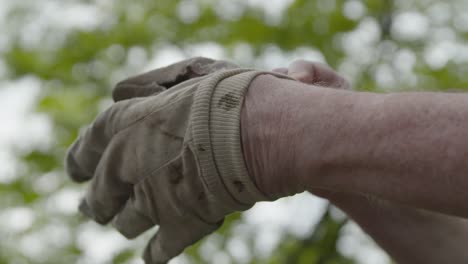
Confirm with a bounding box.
[66,57,291,263]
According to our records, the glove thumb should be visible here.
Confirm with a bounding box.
[113,57,239,102]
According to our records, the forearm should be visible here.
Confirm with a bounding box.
[326,192,468,264]
[244,75,468,216]
[302,89,468,216]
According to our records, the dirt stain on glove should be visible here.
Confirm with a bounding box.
[218,91,240,111]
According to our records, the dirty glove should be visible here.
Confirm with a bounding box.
[66,57,291,263]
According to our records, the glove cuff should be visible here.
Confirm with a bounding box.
[192,69,290,210]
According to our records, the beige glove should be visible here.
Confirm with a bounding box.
[66,57,291,263]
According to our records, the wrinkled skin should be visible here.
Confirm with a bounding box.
[242,60,350,198]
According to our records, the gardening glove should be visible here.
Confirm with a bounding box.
[66,58,292,264]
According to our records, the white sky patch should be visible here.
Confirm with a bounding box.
[212,251,231,264]
[200,233,225,262]
[214,0,245,21]
[144,45,187,71]
[41,1,103,30]
[77,223,133,264]
[0,0,109,51]
[226,236,251,264]
[375,63,396,89]
[392,12,430,41]
[20,230,52,261]
[453,43,468,64]
[430,27,456,42]
[392,48,419,87]
[0,206,35,233]
[247,0,293,25]
[427,3,452,26]
[424,40,457,70]
[393,48,416,74]
[33,171,62,194]
[45,187,82,215]
[127,46,149,69]
[22,0,104,30]
[185,42,227,60]
[169,255,191,264]
[343,0,367,21]
[232,43,255,66]
[254,45,327,70]
[0,150,18,183]
[338,222,391,264]
[341,18,381,66]
[0,77,52,183]
[177,0,201,24]
[455,11,468,32]
[0,77,51,150]
[19,222,73,261]
[243,193,328,258]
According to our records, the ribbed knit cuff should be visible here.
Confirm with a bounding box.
[191,69,265,210]
[210,71,271,205]
[191,69,291,210]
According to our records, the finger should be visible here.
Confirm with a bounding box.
[113,57,239,102]
[112,181,161,239]
[288,60,351,90]
[66,99,148,182]
[82,135,136,224]
[66,106,119,182]
[113,154,190,239]
[143,219,222,264]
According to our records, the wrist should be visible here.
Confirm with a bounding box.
[241,75,306,198]
[242,74,350,198]
[242,74,381,198]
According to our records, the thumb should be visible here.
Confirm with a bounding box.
[143,219,222,264]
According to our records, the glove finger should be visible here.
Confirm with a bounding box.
[66,98,149,182]
[113,152,198,240]
[288,60,351,90]
[81,134,136,224]
[113,57,239,102]
[112,181,161,239]
[143,219,222,264]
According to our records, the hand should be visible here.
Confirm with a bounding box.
[66,57,291,264]
[66,57,350,263]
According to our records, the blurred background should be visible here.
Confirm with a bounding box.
[1,0,468,263]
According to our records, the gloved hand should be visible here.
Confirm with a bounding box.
[66,57,292,263]
[66,57,350,263]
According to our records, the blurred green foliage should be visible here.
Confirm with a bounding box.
[1,0,468,263]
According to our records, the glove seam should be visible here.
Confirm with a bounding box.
[113,92,196,139]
